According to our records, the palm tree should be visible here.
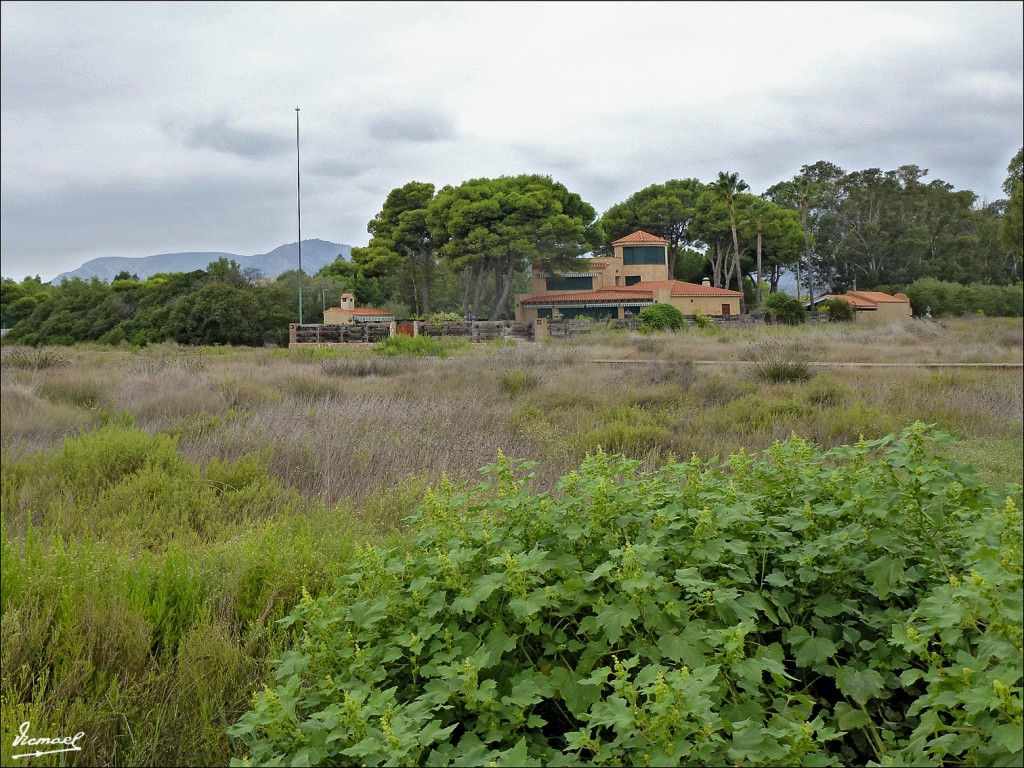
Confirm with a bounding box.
[789,175,819,313]
[739,198,776,309]
[709,171,750,312]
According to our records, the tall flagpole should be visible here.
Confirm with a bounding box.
[296,106,303,324]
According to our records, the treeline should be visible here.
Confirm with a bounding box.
[2,152,1021,345]
[0,258,393,347]
[349,152,1022,319]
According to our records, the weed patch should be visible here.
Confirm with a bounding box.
[230,425,1023,767]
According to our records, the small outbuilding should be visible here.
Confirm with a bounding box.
[323,293,395,324]
[815,290,912,322]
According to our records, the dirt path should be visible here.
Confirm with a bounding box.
[588,360,1024,369]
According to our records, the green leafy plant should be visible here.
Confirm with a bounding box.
[373,335,456,357]
[428,312,465,322]
[764,293,808,325]
[745,338,813,382]
[500,367,541,398]
[229,424,1022,767]
[823,298,855,322]
[639,303,685,331]
[691,308,713,329]
[0,347,71,369]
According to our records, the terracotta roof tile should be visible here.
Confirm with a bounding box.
[827,294,875,308]
[629,280,743,297]
[611,230,670,246]
[520,288,652,304]
[846,291,910,304]
[328,307,394,316]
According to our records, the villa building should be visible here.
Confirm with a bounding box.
[514,231,742,322]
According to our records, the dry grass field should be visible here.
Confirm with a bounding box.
[1,316,1021,766]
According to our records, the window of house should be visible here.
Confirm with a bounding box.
[625,275,642,286]
[622,246,666,265]
[545,275,594,291]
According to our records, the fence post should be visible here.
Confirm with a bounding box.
[389,321,397,338]
[534,317,548,343]
[289,323,297,346]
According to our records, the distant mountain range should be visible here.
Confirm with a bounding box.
[50,239,351,284]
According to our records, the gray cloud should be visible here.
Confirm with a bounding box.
[307,157,376,179]
[1,2,1020,280]
[365,109,457,142]
[174,117,292,160]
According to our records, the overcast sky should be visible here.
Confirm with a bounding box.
[2,1,1022,282]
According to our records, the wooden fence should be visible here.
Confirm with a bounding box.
[417,321,535,342]
[290,323,393,346]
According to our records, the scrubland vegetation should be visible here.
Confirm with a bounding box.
[1,317,1021,766]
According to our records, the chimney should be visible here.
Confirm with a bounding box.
[340,293,355,310]
[701,278,711,287]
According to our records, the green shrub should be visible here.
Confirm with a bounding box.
[823,298,855,322]
[428,311,465,322]
[0,347,72,369]
[763,292,808,325]
[229,424,1023,767]
[374,335,456,357]
[639,303,685,331]
[745,338,813,382]
[902,278,1024,318]
[691,308,713,329]
[499,367,541,398]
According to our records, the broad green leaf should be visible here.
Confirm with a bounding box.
[496,737,541,766]
[834,701,872,732]
[727,719,790,762]
[482,625,517,668]
[835,666,885,705]
[864,555,905,598]
[789,627,838,668]
[345,596,389,628]
[657,633,687,663]
[593,600,640,644]
[589,696,633,731]
[992,722,1024,754]
[550,667,602,719]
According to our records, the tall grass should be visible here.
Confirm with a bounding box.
[0,318,1020,765]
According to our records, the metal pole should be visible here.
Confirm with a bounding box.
[296,107,303,324]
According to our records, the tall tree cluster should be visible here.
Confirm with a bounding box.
[767,157,1022,294]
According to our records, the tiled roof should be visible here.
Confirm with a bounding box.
[631,280,743,297]
[846,291,910,304]
[827,291,909,308]
[329,306,395,316]
[520,288,652,305]
[520,280,741,305]
[611,230,670,246]
[827,294,875,309]
[671,281,743,297]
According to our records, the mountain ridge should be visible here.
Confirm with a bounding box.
[49,239,351,284]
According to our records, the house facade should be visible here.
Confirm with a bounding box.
[820,290,913,322]
[514,230,742,322]
[323,293,395,324]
